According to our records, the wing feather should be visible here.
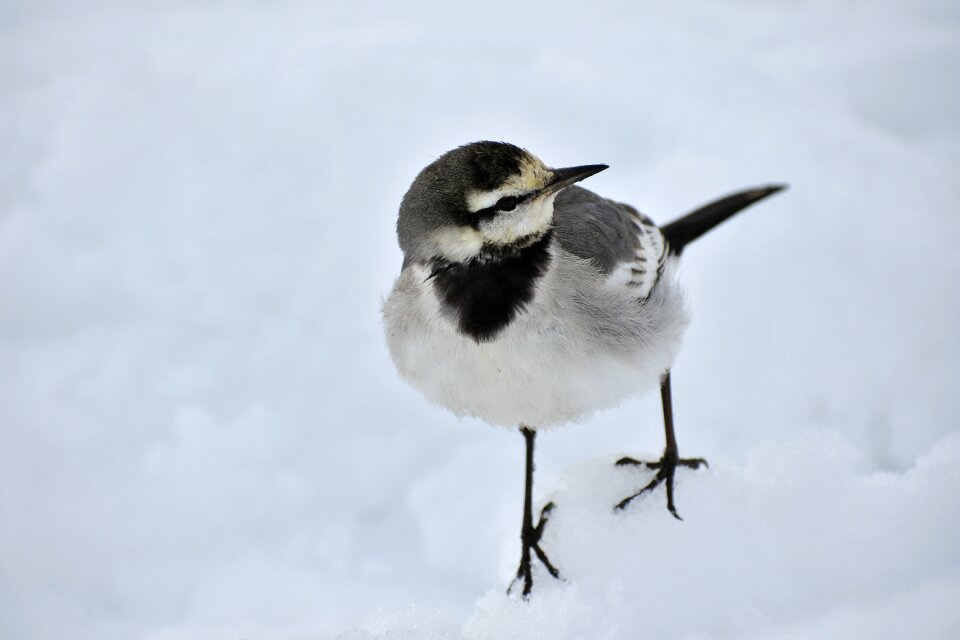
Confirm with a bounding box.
[552,186,668,298]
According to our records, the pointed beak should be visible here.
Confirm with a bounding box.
[540,164,608,197]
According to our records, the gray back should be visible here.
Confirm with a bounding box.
[553,186,654,274]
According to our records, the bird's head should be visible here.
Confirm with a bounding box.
[397,141,607,264]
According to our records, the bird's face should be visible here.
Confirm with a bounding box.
[397,142,607,264]
[463,153,558,252]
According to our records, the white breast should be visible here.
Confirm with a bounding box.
[382,248,689,429]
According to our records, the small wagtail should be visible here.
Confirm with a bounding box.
[383,141,785,596]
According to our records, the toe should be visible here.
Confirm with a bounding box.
[678,457,708,469]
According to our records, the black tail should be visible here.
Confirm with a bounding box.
[660,184,787,255]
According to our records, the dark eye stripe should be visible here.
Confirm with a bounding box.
[471,193,530,227]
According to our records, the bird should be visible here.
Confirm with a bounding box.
[382,141,785,597]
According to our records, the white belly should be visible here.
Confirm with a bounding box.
[382,251,689,429]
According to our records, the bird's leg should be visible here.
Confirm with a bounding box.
[507,426,561,598]
[615,370,707,519]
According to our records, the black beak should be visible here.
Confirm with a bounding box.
[541,164,608,197]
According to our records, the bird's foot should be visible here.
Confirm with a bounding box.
[614,453,707,519]
[507,502,562,598]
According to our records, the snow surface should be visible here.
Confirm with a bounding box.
[2,1,959,639]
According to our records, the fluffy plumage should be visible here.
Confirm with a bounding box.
[383,183,686,428]
[383,141,784,596]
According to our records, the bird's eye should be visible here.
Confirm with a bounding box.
[495,196,519,211]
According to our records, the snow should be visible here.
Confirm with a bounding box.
[1,1,959,639]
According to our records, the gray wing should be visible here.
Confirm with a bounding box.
[553,185,668,296]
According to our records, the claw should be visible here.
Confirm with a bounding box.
[614,473,661,511]
[534,502,555,537]
[665,471,682,520]
[507,501,563,598]
[533,543,561,579]
[615,453,707,517]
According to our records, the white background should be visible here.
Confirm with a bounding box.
[2,1,959,638]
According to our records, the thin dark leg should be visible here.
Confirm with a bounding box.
[615,371,708,518]
[507,426,561,598]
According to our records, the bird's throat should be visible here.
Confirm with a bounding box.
[429,231,553,343]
